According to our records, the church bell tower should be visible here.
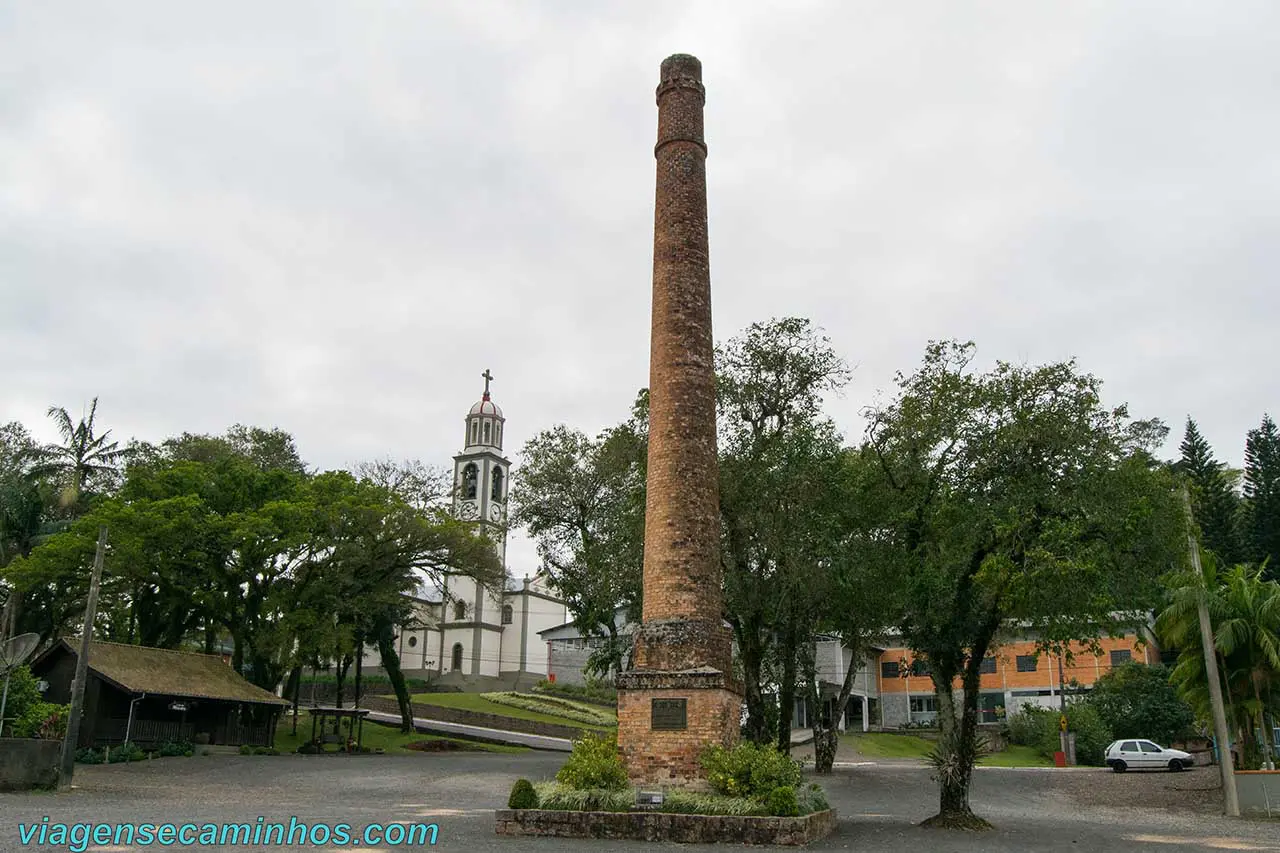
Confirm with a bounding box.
[453,368,509,567]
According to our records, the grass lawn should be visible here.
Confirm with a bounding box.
[840,732,934,759]
[274,711,527,755]
[405,692,616,730]
[838,732,1052,767]
[978,744,1053,767]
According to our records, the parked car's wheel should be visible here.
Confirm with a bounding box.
[1110,760,1127,773]
[1168,758,1185,772]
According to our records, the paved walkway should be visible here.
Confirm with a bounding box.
[362,710,574,751]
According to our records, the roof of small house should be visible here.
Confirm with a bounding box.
[37,639,289,706]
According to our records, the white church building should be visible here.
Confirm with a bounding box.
[361,374,569,687]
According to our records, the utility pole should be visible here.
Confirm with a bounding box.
[1183,488,1239,817]
[58,527,107,791]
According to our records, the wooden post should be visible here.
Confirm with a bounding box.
[58,526,107,790]
[1184,488,1239,817]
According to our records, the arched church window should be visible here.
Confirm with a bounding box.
[462,463,478,499]
[451,643,463,671]
[483,420,492,444]
[470,420,478,445]
[495,423,502,446]
[501,604,513,625]
[491,467,504,502]
[454,601,466,621]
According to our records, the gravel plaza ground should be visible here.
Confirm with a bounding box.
[1,751,1275,852]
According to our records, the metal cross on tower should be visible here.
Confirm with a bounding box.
[481,369,494,396]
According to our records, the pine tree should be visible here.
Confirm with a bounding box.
[1177,418,1243,564]
[1243,414,1280,580]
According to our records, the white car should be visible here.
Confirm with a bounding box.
[1105,739,1193,773]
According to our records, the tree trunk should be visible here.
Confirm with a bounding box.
[354,635,364,709]
[288,665,302,735]
[776,614,798,754]
[815,646,862,773]
[734,619,771,744]
[335,654,351,710]
[921,673,989,830]
[376,624,415,733]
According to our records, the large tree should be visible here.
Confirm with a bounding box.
[858,341,1184,828]
[1157,555,1280,769]
[716,317,851,749]
[314,467,505,731]
[510,399,647,678]
[1244,414,1280,580]
[1178,418,1244,566]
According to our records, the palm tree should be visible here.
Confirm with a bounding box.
[1157,553,1280,769]
[1216,566,1280,768]
[39,398,125,512]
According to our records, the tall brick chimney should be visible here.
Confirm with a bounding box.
[616,54,740,786]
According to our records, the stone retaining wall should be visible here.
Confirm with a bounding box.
[0,738,62,791]
[494,808,836,846]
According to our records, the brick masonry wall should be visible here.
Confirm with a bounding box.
[641,53,723,636]
[877,635,1151,695]
[494,808,837,846]
[617,685,740,785]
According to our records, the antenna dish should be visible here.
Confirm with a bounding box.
[0,633,40,672]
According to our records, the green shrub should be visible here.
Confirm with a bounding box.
[1042,703,1112,766]
[662,789,766,816]
[0,666,43,729]
[508,779,539,809]
[108,742,145,763]
[794,783,829,815]
[75,747,105,765]
[1003,706,1053,746]
[534,782,633,812]
[1084,663,1195,746]
[157,741,192,757]
[533,679,617,706]
[10,702,68,739]
[700,742,802,799]
[767,786,800,817]
[555,732,628,791]
[239,744,254,755]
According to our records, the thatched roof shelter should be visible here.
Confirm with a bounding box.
[35,639,287,706]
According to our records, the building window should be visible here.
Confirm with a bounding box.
[462,463,478,499]
[407,636,418,648]
[501,604,513,625]
[453,602,466,621]
[491,467,504,502]
[881,661,900,679]
[1016,655,1038,672]
[470,420,478,445]
[483,421,491,444]
[911,658,930,677]
[909,695,937,714]
[495,423,502,446]
[451,643,463,671]
[1110,649,1132,666]
[980,657,997,674]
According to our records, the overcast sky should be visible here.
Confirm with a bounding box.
[3,2,1277,577]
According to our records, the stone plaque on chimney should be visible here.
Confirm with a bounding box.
[651,698,688,731]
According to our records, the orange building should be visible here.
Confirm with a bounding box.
[873,632,1155,728]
